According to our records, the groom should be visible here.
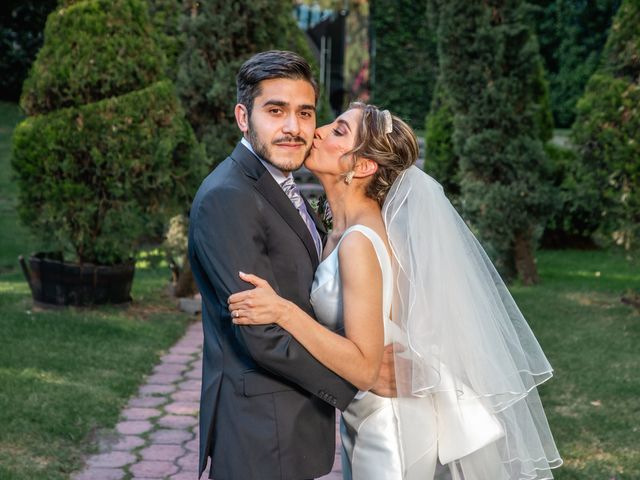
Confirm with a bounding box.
[189,51,359,480]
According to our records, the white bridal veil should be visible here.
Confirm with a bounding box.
[382,166,562,480]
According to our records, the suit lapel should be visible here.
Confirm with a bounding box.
[230,143,321,270]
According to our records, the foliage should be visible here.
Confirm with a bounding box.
[13,81,203,264]
[12,0,204,265]
[424,1,551,207]
[541,142,601,247]
[424,79,459,199]
[20,0,166,115]
[571,0,639,250]
[437,0,554,283]
[148,0,183,78]
[530,0,621,128]
[0,0,58,102]
[176,0,326,169]
[370,0,437,129]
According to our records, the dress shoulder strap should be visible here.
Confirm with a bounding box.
[338,225,392,274]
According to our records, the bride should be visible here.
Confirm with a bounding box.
[228,103,562,479]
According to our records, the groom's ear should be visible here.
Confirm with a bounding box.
[354,157,378,179]
[235,104,250,134]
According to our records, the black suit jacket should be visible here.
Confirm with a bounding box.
[189,143,357,480]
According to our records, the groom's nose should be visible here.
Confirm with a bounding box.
[282,113,301,135]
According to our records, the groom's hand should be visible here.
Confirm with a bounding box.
[371,344,397,397]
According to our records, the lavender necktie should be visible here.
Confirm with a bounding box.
[281,176,323,260]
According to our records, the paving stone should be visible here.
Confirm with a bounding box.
[128,396,167,408]
[185,368,201,379]
[87,451,136,468]
[73,467,126,480]
[173,337,202,348]
[138,384,176,395]
[177,379,201,391]
[161,353,192,364]
[158,414,198,429]
[171,390,200,403]
[154,363,188,375]
[165,401,199,416]
[129,461,178,477]
[184,438,199,452]
[150,429,193,444]
[139,444,185,461]
[122,407,161,421]
[178,297,202,315]
[177,453,199,470]
[111,435,146,452]
[146,372,183,385]
[169,345,199,355]
[116,420,153,435]
[168,473,198,480]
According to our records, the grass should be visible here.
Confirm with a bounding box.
[512,249,640,479]
[0,101,193,479]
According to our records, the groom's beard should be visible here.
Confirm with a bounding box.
[247,120,311,173]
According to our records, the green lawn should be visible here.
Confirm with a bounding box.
[512,250,640,479]
[1,101,639,479]
[0,101,193,479]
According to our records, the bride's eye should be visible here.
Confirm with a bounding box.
[332,128,343,136]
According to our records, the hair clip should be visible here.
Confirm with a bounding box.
[382,110,393,134]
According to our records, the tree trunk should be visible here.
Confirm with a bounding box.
[173,254,197,298]
[514,230,540,286]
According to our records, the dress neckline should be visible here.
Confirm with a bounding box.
[319,224,386,268]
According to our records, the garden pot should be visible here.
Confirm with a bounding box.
[19,252,135,307]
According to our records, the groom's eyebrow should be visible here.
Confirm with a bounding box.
[262,100,316,111]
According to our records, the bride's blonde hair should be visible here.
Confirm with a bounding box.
[345,102,419,205]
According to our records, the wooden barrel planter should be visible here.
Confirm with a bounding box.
[19,252,135,307]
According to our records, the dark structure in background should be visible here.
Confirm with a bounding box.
[295,3,348,114]
[0,0,57,102]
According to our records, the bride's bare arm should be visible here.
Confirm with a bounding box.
[229,232,385,391]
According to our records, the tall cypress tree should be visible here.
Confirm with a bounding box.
[370,0,437,128]
[176,0,321,169]
[531,0,621,128]
[437,0,554,284]
[571,0,640,249]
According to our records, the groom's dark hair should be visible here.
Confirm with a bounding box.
[236,50,319,116]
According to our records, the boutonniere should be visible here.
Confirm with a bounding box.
[311,193,333,232]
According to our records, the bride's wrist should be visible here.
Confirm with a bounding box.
[278,299,294,328]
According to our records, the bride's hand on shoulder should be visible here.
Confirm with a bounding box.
[228,272,291,326]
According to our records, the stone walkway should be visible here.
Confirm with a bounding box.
[72,320,344,480]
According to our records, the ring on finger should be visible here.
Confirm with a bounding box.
[233,310,240,318]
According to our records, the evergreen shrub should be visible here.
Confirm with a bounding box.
[571,0,639,249]
[424,80,459,199]
[20,0,165,115]
[12,0,204,265]
[370,0,436,129]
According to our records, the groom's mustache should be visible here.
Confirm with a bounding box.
[273,136,307,146]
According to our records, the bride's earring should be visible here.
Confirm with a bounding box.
[344,170,355,185]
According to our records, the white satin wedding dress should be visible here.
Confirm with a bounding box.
[310,225,439,480]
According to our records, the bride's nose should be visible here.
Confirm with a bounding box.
[314,124,329,140]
